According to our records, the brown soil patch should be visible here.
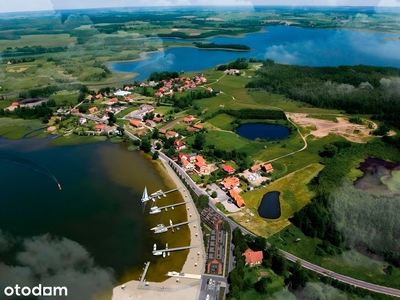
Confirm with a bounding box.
[7,67,28,73]
[287,113,378,143]
[47,126,56,132]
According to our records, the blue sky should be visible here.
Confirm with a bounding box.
[0,0,399,13]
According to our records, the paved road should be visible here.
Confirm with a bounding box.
[125,136,400,298]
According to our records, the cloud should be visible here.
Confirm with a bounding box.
[0,0,54,13]
[264,45,299,64]
[294,282,349,300]
[0,233,115,299]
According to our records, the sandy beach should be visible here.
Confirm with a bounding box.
[112,158,205,300]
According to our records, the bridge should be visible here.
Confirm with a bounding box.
[153,244,201,254]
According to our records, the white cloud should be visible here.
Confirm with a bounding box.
[0,0,54,13]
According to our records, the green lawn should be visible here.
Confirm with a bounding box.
[232,163,323,236]
[206,113,235,130]
[0,34,77,51]
[0,118,46,139]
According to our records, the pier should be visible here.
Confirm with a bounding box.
[142,187,180,202]
[139,261,151,284]
[150,219,197,233]
[158,201,189,211]
[153,244,201,254]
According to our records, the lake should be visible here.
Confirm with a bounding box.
[236,123,290,140]
[110,26,400,80]
[0,137,189,298]
[258,191,281,219]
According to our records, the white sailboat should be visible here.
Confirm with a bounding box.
[166,243,170,256]
[141,186,152,203]
[149,206,161,215]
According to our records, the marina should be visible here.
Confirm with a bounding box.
[150,219,197,234]
[153,244,201,255]
[141,186,180,203]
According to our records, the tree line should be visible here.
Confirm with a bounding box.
[246,60,400,129]
[193,42,250,50]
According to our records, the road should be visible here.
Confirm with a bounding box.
[125,135,400,298]
[71,112,108,124]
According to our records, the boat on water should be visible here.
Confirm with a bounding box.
[141,186,152,202]
[153,244,157,251]
[170,220,174,233]
[149,207,161,214]
[153,251,163,256]
[163,252,166,258]
[154,226,168,234]
[150,224,165,231]
[166,243,170,256]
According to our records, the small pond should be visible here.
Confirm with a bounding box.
[258,191,281,219]
[354,157,400,194]
[236,123,290,140]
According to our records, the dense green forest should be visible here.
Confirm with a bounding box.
[291,141,400,266]
[246,60,400,129]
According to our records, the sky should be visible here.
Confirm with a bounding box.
[0,0,399,13]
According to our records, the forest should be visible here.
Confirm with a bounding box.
[246,60,400,129]
[193,42,250,50]
[291,141,400,266]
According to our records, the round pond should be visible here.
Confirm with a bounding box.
[236,123,290,140]
[258,191,281,219]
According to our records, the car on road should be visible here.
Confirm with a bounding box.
[206,294,210,300]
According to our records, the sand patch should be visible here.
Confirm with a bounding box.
[7,67,28,73]
[287,113,378,143]
[47,126,57,132]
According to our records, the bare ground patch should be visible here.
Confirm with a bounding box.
[287,113,377,143]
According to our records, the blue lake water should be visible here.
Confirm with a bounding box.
[236,123,290,140]
[258,191,281,219]
[110,26,400,80]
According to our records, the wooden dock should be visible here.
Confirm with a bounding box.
[153,244,200,254]
[158,201,189,211]
[140,261,150,284]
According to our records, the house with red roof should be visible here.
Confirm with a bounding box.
[145,119,155,127]
[229,190,245,208]
[222,165,235,174]
[183,117,192,124]
[262,163,274,173]
[179,153,193,170]
[79,117,87,125]
[153,117,163,123]
[11,102,19,106]
[250,164,261,172]
[95,94,103,99]
[129,120,142,128]
[220,177,240,190]
[71,108,79,114]
[88,107,98,114]
[174,139,186,150]
[166,131,179,139]
[86,95,93,100]
[194,155,210,175]
[193,124,203,131]
[95,124,106,131]
[242,249,263,266]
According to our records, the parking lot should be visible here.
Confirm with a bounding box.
[199,276,225,300]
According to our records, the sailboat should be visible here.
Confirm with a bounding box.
[149,206,161,215]
[141,186,152,203]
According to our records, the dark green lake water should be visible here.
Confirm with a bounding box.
[0,137,189,297]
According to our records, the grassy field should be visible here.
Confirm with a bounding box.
[0,118,46,139]
[206,113,235,130]
[48,134,108,146]
[231,163,324,236]
[268,225,400,290]
[0,34,77,51]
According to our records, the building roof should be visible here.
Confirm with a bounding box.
[251,165,261,171]
[193,124,203,129]
[222,165,235,173]
[263,163,274,172]
[243,249,263,265]
[129,119,142,127]
[221,177,240,190]
[95,124,105,130]
[11,102,19,106]
[174,139,185,147]
[229,190,245,208]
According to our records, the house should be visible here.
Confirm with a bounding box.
[179,154,194,170]
[250,164,261,172]
[138,104,154,113]
[88,107,98,114]
[166,131,179,139]
[11,102,19,106]
[79,117,87,125]
[137,130,148,136]
[114,90,131,97]
[129,120,142,128]
[145,119,155,127]
[224,69,240,75]
[95,94,103,99]
[109,97,118,103]
[153,117,163,123]
[86,95,93,100]
[222,165,235,174]
[229,190,245,208]
[220,177,240,190]
[183,117,192,124]
[159,128,167,135]
[186,126,196,132]
[55,116,62,121]
[193,124,203,131]
[194,156,210,175]
[242,249,263,266]
[71,108,79,114]
[262,163,274,173]
[95,124,106,131]
[174,139,186,150]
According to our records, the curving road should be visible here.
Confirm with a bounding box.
[124,132,400,298]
